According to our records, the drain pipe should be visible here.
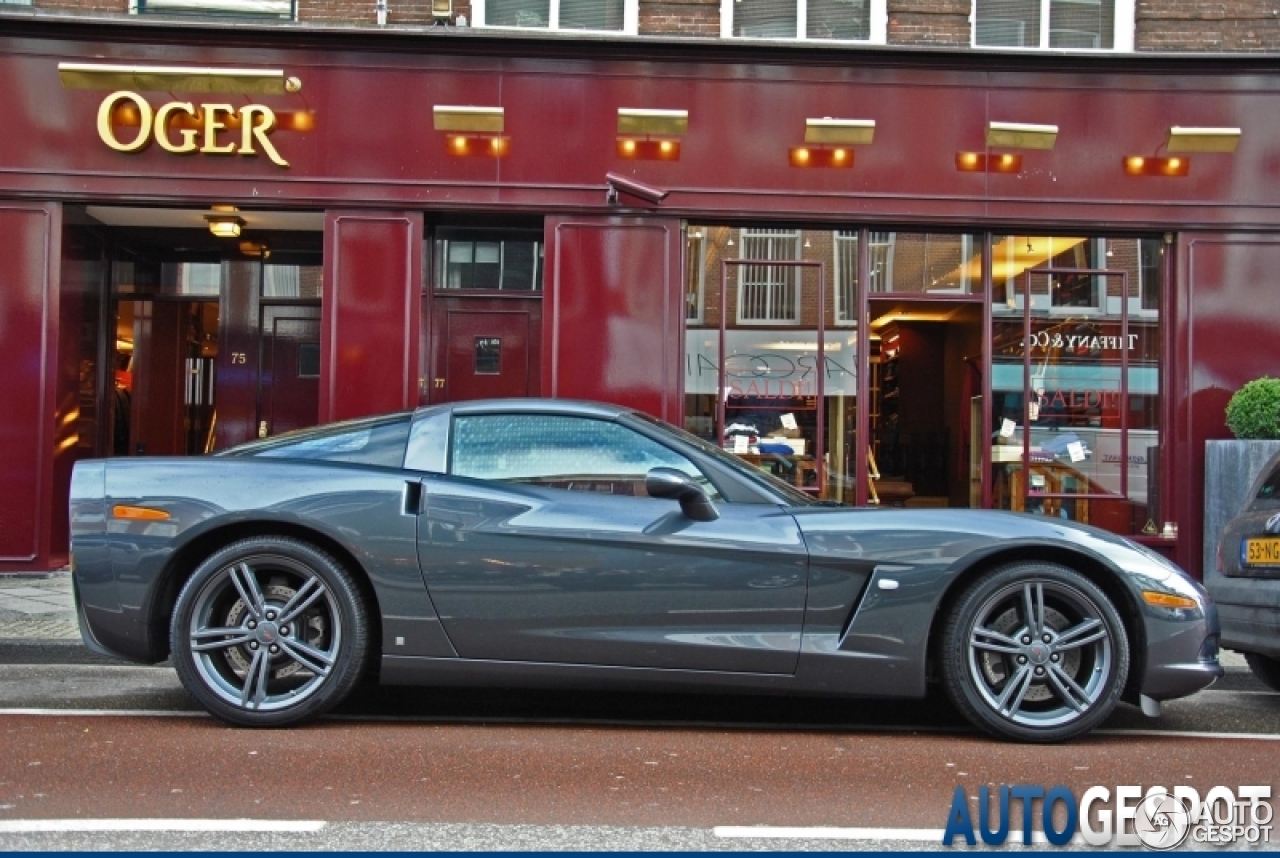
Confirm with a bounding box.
[375,0,388,26]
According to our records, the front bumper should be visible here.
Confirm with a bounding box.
[1139,597,1223,701]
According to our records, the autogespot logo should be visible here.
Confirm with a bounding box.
[942,784,1273,848]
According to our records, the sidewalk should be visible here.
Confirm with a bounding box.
[0,569,80,642]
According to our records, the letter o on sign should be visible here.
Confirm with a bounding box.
[97,91,154,153]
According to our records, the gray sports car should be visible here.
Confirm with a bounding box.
[70,399,1220,741]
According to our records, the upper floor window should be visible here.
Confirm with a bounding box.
[973,0,1134,51]
[472,0,638,33]
[134,0,294,17]
[721,0,887,43]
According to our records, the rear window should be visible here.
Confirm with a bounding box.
[1257,461,1280,503]
[241,416,411,468]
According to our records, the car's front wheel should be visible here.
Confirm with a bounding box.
[940,562,1130,742]
[1244,653,1280,693]
[170,536,370,727]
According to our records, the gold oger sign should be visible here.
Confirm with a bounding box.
[96,90,289,168]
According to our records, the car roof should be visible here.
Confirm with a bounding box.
[416,398,637,420]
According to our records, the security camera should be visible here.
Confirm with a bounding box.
[605,172,670,205]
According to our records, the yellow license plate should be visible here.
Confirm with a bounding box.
[1243,537,1280,566]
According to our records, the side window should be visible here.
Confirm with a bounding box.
[451,414,720,499]
[250,417,411,467]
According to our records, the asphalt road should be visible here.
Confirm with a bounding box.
[0,642,1276,851]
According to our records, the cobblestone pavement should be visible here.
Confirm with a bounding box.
[0,570,79,642]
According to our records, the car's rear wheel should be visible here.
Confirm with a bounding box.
[1244,653,1280,693]
[171,536,370,727]
[940,562,1130,742]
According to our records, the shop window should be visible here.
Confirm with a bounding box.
[434,227,543,292]
[721,0,886,42]
[989,233,1161,536]
[135,0,294,18]
[473,0,636,32]
[973,0,1133,51]
[863,232,978,294]
[737,228,801,324]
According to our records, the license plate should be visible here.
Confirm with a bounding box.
[1242,537,1280,566]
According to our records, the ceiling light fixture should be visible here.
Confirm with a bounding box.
[955,152,1022,173]
[804,117,875,146]
[205,206,245,238]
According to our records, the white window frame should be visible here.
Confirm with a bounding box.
[971,0,1134,52]
[472,0,639,34]
[737,228,802,325]
[686,229,707,324]
[833,230,858,325]
[134,0,293,15]
[720,0,887,44]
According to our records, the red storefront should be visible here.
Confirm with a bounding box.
[2,16,1279,578]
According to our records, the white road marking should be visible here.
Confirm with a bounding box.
[1098,728,1280,741]
[714,826,947,841]
[0,708,207,718]
[0,819,325,833]
[714,826,1076,845]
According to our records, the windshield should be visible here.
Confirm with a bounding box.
[629,412,816,506]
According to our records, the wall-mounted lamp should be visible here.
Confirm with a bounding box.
[987,121,1059,150]
[787,117,873,169]
[433,105,503,133]
[789,147,853,168]
[617,108,688,162]
[431,0,452,17]
[955,152,1022,173]
[617,108,688,137]
[434,105,507,158]
[205,206,244,238]
[58,62,299,95]
[1166,126,1241,153]
[1122,155,1190,177]
[805,117,875,146]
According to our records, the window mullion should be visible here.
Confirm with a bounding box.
[1039,0,1051,48]
[549,0,560,28]
[796,0,806,39]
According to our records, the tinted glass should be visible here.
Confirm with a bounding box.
[247,416,411,468]
[452,414,718,498]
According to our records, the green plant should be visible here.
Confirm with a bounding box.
[1226,377,1280,439]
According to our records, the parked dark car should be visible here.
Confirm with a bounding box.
[70,399,1220,742]
[1209,448,1280,692]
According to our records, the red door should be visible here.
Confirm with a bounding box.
[260,305,321,437]
[434,309,532,404]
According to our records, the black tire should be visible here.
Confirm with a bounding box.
[170,536,370,727]
[1244,653,1280,693]
[940,562,1130,742]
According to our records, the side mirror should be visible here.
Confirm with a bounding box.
[645,467,720,522]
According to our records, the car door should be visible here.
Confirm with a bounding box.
[416,412,808,674]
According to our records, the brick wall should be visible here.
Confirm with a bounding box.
[33,0,128,13]
[1137,1,1280,51]
[297,0,468,24]
[886,0,970,46]
[640,0,718,37]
